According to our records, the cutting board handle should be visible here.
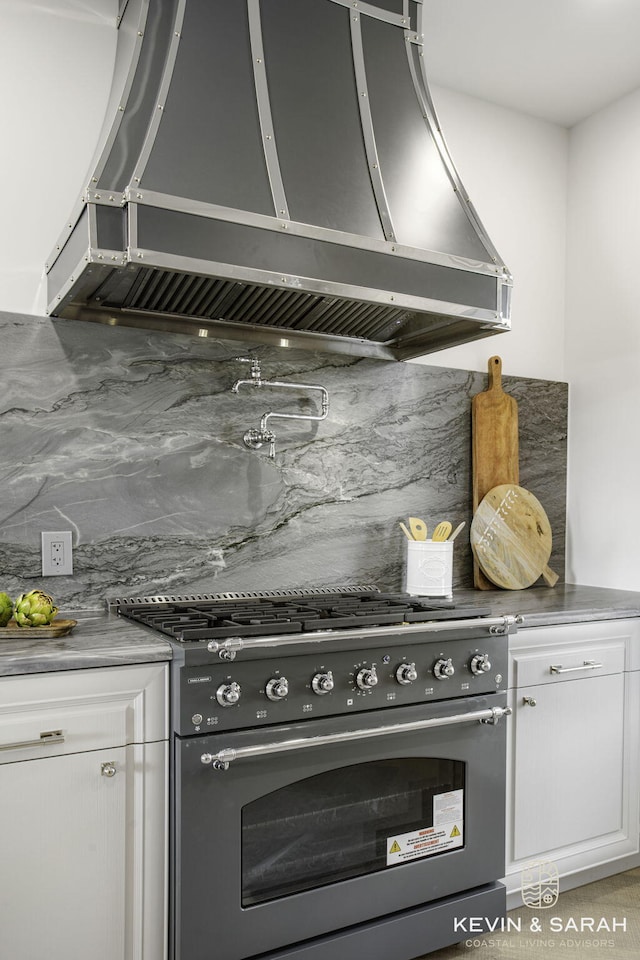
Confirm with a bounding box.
[487,355,503,392]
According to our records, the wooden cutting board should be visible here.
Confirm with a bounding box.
[471,356,519,589]
[470,484,559,590]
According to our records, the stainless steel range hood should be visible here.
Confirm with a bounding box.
[46,0,512,361]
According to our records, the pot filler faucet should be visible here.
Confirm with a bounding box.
[231,358,329,460]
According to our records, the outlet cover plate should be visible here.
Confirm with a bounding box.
[41,531,73,576]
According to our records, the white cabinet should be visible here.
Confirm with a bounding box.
[505,619,640,907]
[0,663,168,960]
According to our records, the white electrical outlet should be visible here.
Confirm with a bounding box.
[41,531,74,576]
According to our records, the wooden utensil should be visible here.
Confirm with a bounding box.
[432,521,452,542]
[448,521,466,542]
[470,484,559,590]
[472,356,519,589]
[399,522,414,540]
[408,517,428,541]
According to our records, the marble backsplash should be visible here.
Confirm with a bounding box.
[0,310,567,610]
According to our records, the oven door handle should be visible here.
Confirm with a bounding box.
[200,705,512,770]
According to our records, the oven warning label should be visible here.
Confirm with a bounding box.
[386,790,464,865]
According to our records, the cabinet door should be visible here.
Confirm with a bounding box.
[510,670,624,861]
[0,739,166,960]
[0,745,127,959]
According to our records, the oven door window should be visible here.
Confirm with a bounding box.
[241,757,464,906]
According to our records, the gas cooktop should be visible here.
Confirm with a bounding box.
[112,586,487,643]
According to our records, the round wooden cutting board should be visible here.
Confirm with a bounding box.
[470,484,559,590]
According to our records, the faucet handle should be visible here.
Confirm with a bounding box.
[234,357,261,379]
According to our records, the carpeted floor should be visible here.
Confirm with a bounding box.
[422,868,640,959]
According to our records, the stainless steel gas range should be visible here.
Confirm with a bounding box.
[112,586,516,960]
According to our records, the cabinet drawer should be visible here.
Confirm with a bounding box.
[0,663,167,764]
[512,640,625,688]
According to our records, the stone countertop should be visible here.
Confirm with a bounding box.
[2,584,640,678]
[452,582,640,627]
[0,610,171,677]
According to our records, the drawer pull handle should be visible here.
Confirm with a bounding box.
[101,762,117,778]
[549,660,603,675]
[523,696,537,707]
[0,729,65,752]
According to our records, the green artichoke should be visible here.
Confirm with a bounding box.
[0,592,13,627]
[13,590,58,627]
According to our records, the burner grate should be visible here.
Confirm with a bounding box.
[115,589,487,643]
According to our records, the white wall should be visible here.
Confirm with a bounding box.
[420,86,569,381]
[565,87,640,589]
[0,0,116,314]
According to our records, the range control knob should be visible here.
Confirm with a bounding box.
[265,677,289,701]
[355,666,378,690]
[396,662,418,685]
[311,671,334,695]
[470,654,492,675]
[433,658,455,680]
[216,682,241,706]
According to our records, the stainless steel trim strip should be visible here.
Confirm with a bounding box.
[248,0,289,219]
[128,248,503,322]
[0,730,65,752]
[350,11,395,241]
[409,6,509,273]
[201,706,512,768]
[328,0,410,28]
[549,660,604,675]
[132,0,186,184]
[124,188,502,276]
[128,201,139,250]
[204,616,520,656]
[46,0,149,271]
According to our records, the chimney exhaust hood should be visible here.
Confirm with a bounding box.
[46,0,512,361]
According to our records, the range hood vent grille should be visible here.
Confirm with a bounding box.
[46,0,512,360]
[118,268,410,341]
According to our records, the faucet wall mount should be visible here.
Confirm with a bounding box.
[231,359,330,460]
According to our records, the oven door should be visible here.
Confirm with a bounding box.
[172,694,508,960]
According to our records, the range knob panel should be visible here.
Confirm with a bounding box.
[311,671,335,695]
[216,681,241,706]
[355,666,378,690]
[433,658,455,680]
[265,677,289,701]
